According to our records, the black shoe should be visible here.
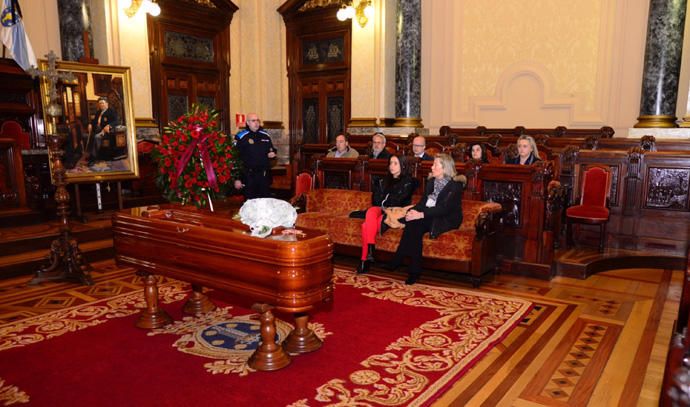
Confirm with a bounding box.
[366,244,376,262]
[356,260,370,274]
[405,274,419,285]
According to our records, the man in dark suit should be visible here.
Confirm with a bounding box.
[369,132,391,160]
[411,135,434,161]
[86,97,119,166]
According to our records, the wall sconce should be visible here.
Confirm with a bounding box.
[122,0,161,18]
[337,0,374,28]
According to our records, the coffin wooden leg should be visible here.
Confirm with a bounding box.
[183,284,216,315]
[283,312,322,355]
[135,271,172,329]
[248,303,291,371]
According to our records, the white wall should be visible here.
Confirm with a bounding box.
[420,0,650,135]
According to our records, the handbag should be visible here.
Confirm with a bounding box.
[383,205,413,229]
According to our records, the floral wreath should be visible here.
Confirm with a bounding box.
[152,104,241,208]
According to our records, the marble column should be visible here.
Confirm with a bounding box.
[56,0,94,62]
[635,0,687,128]
[393,0,423,128]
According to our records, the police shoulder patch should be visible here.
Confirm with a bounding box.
[235,130,250,140]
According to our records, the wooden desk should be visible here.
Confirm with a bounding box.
[112,205,334,371]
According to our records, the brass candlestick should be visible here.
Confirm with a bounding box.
[29,134,93,286]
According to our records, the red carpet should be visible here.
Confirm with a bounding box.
[0,268,531,406]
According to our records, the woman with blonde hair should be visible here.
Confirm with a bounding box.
[505,135,541,165]
[385,154,465,285]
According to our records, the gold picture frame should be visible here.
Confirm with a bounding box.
[37,60,139,183]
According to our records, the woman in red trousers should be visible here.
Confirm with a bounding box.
[356,154,416,274]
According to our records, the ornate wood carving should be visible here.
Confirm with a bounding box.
[503,143,518,162]
[640,135,657,152]
[449,142,466,162]
[546,180,565,232]
[533,134,550,146]
[554,126,567,137]
[645,167,690,210]
[623,147,644,215]
[585,135,599,150]
[483,181,522,227]
[486,134,502,157]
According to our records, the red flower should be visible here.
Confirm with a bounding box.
[190,125,203,139]
[154,104,241,208]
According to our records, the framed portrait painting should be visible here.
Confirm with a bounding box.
[37,60,139,183]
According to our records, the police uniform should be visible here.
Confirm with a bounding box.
[235,127,276,199]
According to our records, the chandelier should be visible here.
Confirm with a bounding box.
[122,0,161,18]
[336,0,374,28]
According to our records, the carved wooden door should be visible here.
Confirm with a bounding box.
[160,70,221,124]
[147,1,236,131]
[280,3,351,153]
[300,74,347,144]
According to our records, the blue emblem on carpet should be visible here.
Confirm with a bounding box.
[199,321,272,352]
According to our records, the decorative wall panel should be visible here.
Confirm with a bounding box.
[302,37,345,65]
[165,32,215,63]
[327,96,344,143]
[483,181,522,227]
[302,98,319,144]
[167,95,188,123]
[645,167,690,211]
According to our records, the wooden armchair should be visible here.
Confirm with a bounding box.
[566,165,611,252]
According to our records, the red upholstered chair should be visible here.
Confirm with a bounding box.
[566,166,611,252]
[0,120,30,150]
[294,171,314,197]
[291,171,314,212]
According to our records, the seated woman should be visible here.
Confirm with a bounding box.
[468,142,489,163]
[504,135,541,165]
[356,154,416,274]
[386,154,465,285]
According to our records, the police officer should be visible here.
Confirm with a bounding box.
[234,113,276,199]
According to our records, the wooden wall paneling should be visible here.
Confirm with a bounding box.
[148,0,236,131]
[636,152,690,253]
[314,157,360,190]
[477,162,556,278]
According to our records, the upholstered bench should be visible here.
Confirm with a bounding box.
[295,189,502,287]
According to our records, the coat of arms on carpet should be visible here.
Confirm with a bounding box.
[147,307,331,376]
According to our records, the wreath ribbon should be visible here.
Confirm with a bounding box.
[174,126,218,190]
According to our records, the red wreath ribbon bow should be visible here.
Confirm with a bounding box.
[174,125,218,190]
